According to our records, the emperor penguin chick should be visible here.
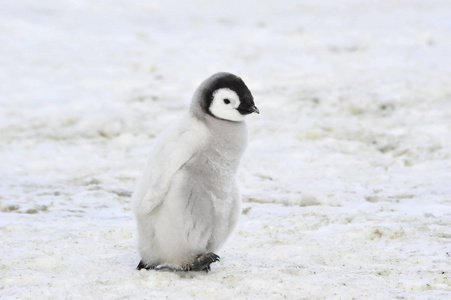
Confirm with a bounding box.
[132,72,259,272]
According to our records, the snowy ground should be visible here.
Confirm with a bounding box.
[1,0,451,299]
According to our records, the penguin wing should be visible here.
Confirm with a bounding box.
[132,114,209,215]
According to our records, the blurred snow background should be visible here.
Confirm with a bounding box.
[1,0,450,299]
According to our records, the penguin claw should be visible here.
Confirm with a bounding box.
[138,253,220,273]
[136,260,156,270]
[184,252,220,272]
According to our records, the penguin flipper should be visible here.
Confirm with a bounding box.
[132,115,209,215]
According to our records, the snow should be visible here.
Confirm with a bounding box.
[1,0,450,299]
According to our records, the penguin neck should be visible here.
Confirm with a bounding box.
[206,113,248,157]
[204,113,246,133]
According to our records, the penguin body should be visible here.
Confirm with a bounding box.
[132,72,258,272]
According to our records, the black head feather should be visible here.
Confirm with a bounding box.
[198,72,256,117]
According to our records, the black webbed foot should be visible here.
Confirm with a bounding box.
[184,252,220,273]
[136,260,156,270]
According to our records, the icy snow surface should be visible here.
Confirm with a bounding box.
[1,0,451,299]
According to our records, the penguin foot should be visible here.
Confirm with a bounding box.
[184,252,220,273]
[136,260,156,270]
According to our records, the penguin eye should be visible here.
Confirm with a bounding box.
[223,99,231,104]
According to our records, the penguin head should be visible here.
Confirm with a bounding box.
[191,72,259,122]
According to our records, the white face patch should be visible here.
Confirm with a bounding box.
[209,88,245,122]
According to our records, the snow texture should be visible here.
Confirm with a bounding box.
[1,0,450,299]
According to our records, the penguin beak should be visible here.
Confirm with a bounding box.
[237,105,260,115]
[251,105,260,114]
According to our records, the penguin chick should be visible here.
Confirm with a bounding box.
[132,72,259,272]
